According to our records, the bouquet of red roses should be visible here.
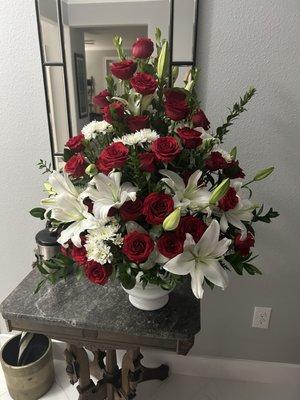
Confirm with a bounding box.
[31,29,278,299]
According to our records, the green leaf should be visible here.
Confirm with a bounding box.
[254,166,274,181]
[34,279,46,294]
[63,147,73,162]
[36,261,49,276]
[230,146,237,160]
[252,207,279,223]
[120,272,136,290]
[244,263,262,275]
[30,207,45,220]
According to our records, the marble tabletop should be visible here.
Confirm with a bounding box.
[1,268,200,341]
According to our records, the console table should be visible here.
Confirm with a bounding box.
[1,268,200,399]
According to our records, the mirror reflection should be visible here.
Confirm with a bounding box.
[37,0,197,160]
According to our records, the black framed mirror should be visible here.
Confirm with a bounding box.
[35,0,199,168]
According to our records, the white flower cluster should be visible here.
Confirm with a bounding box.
[84,220,123,265]
[113,129,159,146]
[82,120,112,140]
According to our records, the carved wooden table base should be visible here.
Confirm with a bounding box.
[65,345,169,400]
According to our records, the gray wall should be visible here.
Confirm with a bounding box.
[194,0,300,363]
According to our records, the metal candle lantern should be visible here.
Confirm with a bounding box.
[35,228,60,261]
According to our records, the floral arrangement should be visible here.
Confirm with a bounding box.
[31,30,278,298]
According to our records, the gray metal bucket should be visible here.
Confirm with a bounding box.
[0,334,55,400]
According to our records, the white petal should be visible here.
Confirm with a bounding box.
[200,259,228,290]
[220,214,229,232]
[190,268,204,299]
[186,170,202,190]
[159,169,185,192]
[163,251,195,275]
[194,219,220,257]
[49,171,78,197]
[125,221,147,234]
[211,238,231,258]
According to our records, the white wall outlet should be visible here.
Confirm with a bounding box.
[252,307,272,329]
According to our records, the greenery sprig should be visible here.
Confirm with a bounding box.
[216,86,256,142]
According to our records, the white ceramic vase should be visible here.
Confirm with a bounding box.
[122,276,171,311]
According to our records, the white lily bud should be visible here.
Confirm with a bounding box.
[85,164,97,177]
[209,178,230,205]
[254,166,274,181]
[163,208,181,231]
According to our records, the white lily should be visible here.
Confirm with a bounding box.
[81,171,138,219]
[163,219,231,299]
[217,181,255,239]
[159,169,211,212]
[41,171,99,247]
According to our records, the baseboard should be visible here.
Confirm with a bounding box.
[1,334,299,386]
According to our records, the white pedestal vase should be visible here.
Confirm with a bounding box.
[122,277,172,311]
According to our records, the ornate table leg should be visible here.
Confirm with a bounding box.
[65,344,107,400]
[120,348,169,399]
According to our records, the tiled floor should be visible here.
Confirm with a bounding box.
[1,358,300,400]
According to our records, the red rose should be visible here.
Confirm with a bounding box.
[127,115,149,132]
[192,109,210,130]
[110,59,137,80]
[119,198,143,221]
[138,151,156,172]
[122,231,154,263]
[103,102,125,124]
[218,187,239,211]
[142,193,174,225]
[234,232,255,256]
[84,261,112,285]
[71,246,87,266]
[96,142,129,174]
[93,89,110,109]
[223,160,245,179]
[130,72,158,95]
[177,127,202,149]
[65,133,84,153]
[151,136,180,163]
[157,232,183,259]
[64,153,87,178]
[205,151,228,171]
[176,215,207,242]
[132,37,154,59]
[164,89,190,121]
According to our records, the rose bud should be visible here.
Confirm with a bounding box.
[64,153,87,178]
[234,232,255,256]
[138,151,156,172]
[163,208,181,231]
[93,89,110,109]
[130,72,158,95]
[157,232,183,259]
[110,59,137,80]
[65,133,85,153]
[132,37,154,59]
[127,115,149,132]
[164,89,190,121]
[103,102,125,124]
[177,127,202,149]
[192,109,210,130]
[84,261,112,285]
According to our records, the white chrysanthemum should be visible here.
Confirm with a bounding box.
[113,129,159,146]
[85,238,113,265]
[82,120,112,140]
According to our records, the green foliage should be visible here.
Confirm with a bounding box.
[37,159,52,174]
[252,206,279,223]
[113,36,126,60]
[34,253,75,293]
[139,267,182,290]
[216,86,256,142]
[29,207,45,220]
[118,263,136,289]
[224,252,262,276]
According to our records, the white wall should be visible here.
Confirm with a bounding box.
[0,0,300,365]
[195,0,300,363]
[0,1,50,331]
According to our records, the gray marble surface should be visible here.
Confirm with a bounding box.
[1,269,200,340]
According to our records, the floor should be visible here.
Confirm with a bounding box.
[1,358,300,400]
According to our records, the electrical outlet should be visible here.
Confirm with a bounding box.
[252,307,272,329]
